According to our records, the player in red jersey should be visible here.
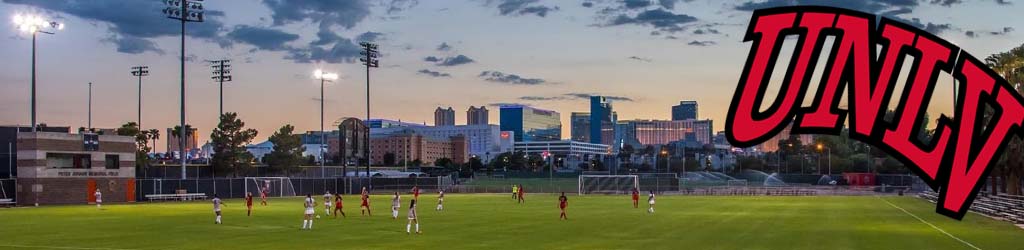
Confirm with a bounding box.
[360,187,372,216]
[246,192,254,216]
[411,186,420,201]
[558,192,568,220]
[333,193,346,218]
[260,187,268,206]
[517,184,525,204]
[631,188,639,208]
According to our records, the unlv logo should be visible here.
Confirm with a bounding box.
[726,6,1024,220]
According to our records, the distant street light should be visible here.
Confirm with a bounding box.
[314,69,338,178]
[130,66,149,130]
[208,59,232,116]
[359,42,379,177]
[162,0,205,180]
[817,143,831,177]
[13,14,64,132]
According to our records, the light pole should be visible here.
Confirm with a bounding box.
[87,82,92,130]
[130,66,149,129]
[660,149,669,173]
[314,69,338,178]
[13,14,63,132]
[817,144,831,176]
[359,42,379,177]
[208,59,231,116]
[162,0,205,180]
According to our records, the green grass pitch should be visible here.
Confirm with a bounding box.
[0,194,1021,249]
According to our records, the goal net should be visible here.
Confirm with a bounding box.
[578,175,638,195]
[245,177,297,198]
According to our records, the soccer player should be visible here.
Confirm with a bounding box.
[406,199,421,234]
[260,186,268,206]
[323,191,333,217]
[94,189,102,209]
[412,186,420,201]
[391,192,401,219]
[511,184,518,200]
[436,189,444,211]
[632,188,640,208]
[360,187,371,216]
[245,192,254,216]
[212,194,226,224]
[333,194,346,218]
[517,184,525,204]
[302,194,315,230]
[558,192,568,220]
[647,191,656,214]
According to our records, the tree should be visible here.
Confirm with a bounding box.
[383,152,397,166]
[264,124,304,174]
[434,157,453,168]
[210,113,258,177]
[115,122,159,168]
[986,44,1024,195]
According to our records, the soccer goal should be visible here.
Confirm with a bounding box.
[578,175,639,195]
[245,177,297,198]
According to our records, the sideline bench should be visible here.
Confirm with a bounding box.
[0,198,14,207]
[145,193,208,201]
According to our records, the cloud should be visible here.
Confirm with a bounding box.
[424,56,442,62]
[493,0,560,17]
[564,93,635,102]
[417,69,451,77]
[356,31,384,42]
[519,96,566,101]
[693,28,720,35]
[687,40,716,46]
[284,38,363,63]
[2,0,230,53]
[966,27,1014,38]
[929,0,962,6]
[606,9,698,32]
[103,35,164,55]
[262,0,370,29]
[226,25,300,51]
[735,0,955,34]
[628,56,652,62]
[479,71,548,85]
[437,55,476,66]
[996,0,1012,5]
[488,102,531,107]
[658,0,681,9]
[437,42,452,51]
[386,0,420,14]
[623,0,653,9]
[582,2,595,8]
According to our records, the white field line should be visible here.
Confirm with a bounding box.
[0,244,140,250]
[879,196,982,250]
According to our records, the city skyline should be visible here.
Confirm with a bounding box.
[1,1,1022,151]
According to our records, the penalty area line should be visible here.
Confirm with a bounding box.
[0,244,140,250]
[877,196,982,250]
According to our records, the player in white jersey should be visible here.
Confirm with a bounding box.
[212,194,226,224]
[406,199,421,234]
[94,190,102,209]
[647,191,656,214]
[301,194,315,230]
[436,189,444,211]
[391,192,401,219]
[323,191,333,217]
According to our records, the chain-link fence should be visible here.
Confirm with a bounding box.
[135,175,455,201]
[0,178,15,202]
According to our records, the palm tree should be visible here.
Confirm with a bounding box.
[985,44,1024,195]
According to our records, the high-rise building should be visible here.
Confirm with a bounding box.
[434,107,455,126]
[371,124,513,162]
[467,106,489,125]
[672,100,699,120]
[589,96,616,145]
[366,118,425,129]
[618,119,714,146]
[499,105,561,142]
[370,130,468,165]
[570,112,590,142]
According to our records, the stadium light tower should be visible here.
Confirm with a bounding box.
[162,0,204,180]
[359,42,379,177]
[314,69,338,178]
[13,14,64,132]
[130,66,149,129]
[208,59,232,116]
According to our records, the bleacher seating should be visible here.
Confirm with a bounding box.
[918,191,1024,224]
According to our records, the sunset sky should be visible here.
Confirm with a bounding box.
[1,0,1022,151]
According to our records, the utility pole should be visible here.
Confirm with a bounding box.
[13,14,63,132]
[209,59,231,116]
[130,66,149,129]
[359,42,379,177]
[314,70,338,178]
[87,82,92,130]
[162,0,205,180]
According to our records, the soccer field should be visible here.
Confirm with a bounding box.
[1,194,1021,250]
